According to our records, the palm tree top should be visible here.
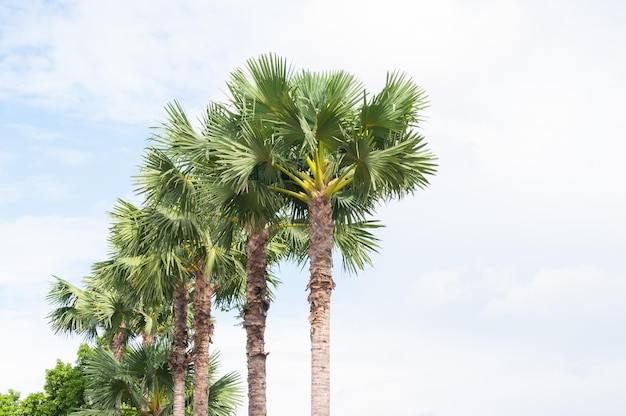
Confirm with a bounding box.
[211,53,437,207]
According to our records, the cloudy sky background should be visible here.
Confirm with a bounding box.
[1,0,625,415]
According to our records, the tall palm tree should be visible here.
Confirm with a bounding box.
[150,102,285,416]
[47,271,156,416]
[136,147,247,416]
[157,93,385,415]
[48,207,184,416]
[105,199,193,416]
[218,54,437,416]
[202,111,285,416]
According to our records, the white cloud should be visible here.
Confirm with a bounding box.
[0,215,109,394]
[0,0,307,123]
[410,268,467,307]
[485,266,626,319]
[0,308,83,394]
[0,151,15,171]
[0,215,109,285]
[237,312,626,416]
[0,176,70,205]
[0,123,66,142]
[479,265,517,293]
[46,148,92,165]
[299,0,529,79]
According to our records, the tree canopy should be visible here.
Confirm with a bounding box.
[40,54,435,416]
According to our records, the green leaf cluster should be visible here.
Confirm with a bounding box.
[0,354,86,416]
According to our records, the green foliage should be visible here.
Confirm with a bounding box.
[18,392,46,416]
[0,352,87,416]
[41,359,87,415]
[0,390,20,416]
[0,354,90,416]
[70,343,243,416]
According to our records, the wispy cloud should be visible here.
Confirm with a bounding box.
[1,123,66,142]
[0,215,108,285]
[484,266,626,319]
[0,0,307,123]
[46,148,92,165]
[410,268,468,307]
[0,151,16,171]
[0,175,70,205]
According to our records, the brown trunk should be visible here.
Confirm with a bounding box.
[111,327,126,416]
[112,328,126,363]
[244,227,270,416]
[192,263,215,416]
[308,191,335,416]
[169,280,190,416]
[142,332,155,347]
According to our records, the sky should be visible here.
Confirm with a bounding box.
[1,0,625,415]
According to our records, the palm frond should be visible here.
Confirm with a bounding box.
[291,69,364,152]
[81,347,144,411]
[151,100,209,164]
[135,148,200,215]
[361,70,428,142]
[46,277,100,340]
[333,220,383,274]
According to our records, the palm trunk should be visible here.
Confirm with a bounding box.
[142,332,155,347]
[244,227,270,416]
[169,280,190,416]
[141,332,156,414]
[111,328,126,416]
[308,191,335,416]
[193,263,215,416]
[112,328,126,363]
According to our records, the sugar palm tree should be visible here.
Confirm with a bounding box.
[48,208,183,416]
[46,275,138,363]
[149,102,286,416]
[135,147,247,416]
[105,198,193,416]
[47,271,159,416]
[72,342,243,416]
[156,94,385,415]
[219,54,437,416]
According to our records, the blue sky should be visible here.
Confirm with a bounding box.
[1,1,625,415]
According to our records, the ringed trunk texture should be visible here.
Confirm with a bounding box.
[192,265,216,416]
[111,327,126,416]
[169,281,190,416]
[111,327,126,363]
[308,191,335,416]
[244,227,270,416]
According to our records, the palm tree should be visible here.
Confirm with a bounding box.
[149,102,285,416]
[105,199,193,416]
[46,275,137,363]
[218,54,437,416]
[135,147,247,416]
[47,271,158,416]
[72,343,243,416]
[156,92,386,415]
